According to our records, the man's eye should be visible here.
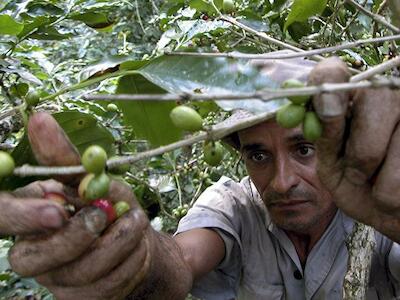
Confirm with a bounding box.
[297,145,315,157]
[249,152,269,162]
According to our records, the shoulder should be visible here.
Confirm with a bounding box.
[195,176,265,212]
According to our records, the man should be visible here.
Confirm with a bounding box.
[1,57,400,299]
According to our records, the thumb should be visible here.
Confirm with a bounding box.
[308,57,351,189]
[28,112,82,185]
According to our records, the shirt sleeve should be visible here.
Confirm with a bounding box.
[174,176,245,300]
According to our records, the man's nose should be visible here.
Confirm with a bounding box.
[270,157,300,194]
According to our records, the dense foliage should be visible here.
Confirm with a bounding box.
[0,0,399,298]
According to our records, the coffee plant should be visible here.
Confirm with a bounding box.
[0,0,399,298]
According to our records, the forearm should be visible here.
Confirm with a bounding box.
[126,228,193,300]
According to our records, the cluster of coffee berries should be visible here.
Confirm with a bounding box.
[78,145,130,223]
[276,79,322,142]
[170,105,225,166]
[172,204,189,219]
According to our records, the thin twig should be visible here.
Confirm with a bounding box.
[328,0,342,46]
[0,106,20,122]
[350,56,400,82]
[84,77,400,103]
[0,143,14,150]
[346,0,400,33]
[41,69,140,102]
[166,34,400,60]
[134,0,146,33]
[219,15,307,54]
[339,0,366,40]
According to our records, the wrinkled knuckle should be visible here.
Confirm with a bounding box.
[309,57,350,84]
[343,166,368,186]
[131,209,150,231]
[372,187,400,211]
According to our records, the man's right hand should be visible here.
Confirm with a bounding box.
[1,112,152,299]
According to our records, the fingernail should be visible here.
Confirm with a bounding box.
[40,206,65,229]
[82,206,108,234]
[314,94,346,118]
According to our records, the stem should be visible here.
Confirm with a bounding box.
[41,69,140,102]
[350,56,400,82]
[134,0,146,33]
[0,106,23,122]
[339,0,367,40]
[166,34,400,60]
[84,77,400,102]
[346,0,400,33]
[220,15,307,55]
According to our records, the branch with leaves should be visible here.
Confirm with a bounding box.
[13,109,275,177]
[11,73,400,178]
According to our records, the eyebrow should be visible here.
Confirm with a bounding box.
[287,133,308,144]
[240,143,265,153]
[240,133,312,152]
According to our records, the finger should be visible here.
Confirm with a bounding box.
[0,193,68,235]
[38,235,151,300]
[9,206,107,277]
[12,179,82,211]
[345,88,400,179]
[308,57,351,189]
[105,179,138,208]
[12,179,66,198]
[28,112,82,185]
[372,123,400,212]
[42,208,149,286]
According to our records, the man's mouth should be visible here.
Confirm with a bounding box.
[269,200,310,208]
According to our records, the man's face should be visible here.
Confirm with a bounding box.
[238,120,336,233]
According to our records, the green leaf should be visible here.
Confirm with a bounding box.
[138,55,285,113]
[17,15,55,38]
[54,111,114,154]
[284,0,328,31]
[30,26,73,40]
[116,74,182,146]
[80,55,139,81]
[0,111,114,190]
[0,14,23,35]
[188,0,223,14]
[25,1,65,16]
[0,66,42,85]
[69,12,113,29]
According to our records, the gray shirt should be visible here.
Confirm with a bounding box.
[176,176,400,300]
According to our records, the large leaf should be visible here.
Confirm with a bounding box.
[0,65,42,85]
[79,55,140,81]
[188,0,223,14]
[0,111,114,190]
[284,0,328,30]
[17,15,55,38]
[138,55,285,113]
[24,1,65,16]
[69,11,114,29]
[30,26,73,40]
[0,14,23,35]
[155,19,229,52]
[116,74,182,146]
